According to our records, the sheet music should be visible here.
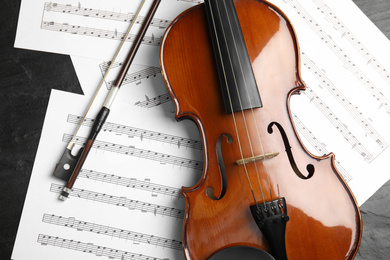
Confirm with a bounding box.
[15,0,199,65]
[68,0,390,205]
[12,0,390,259]
[11,87,202,260]
[266,0,390,205]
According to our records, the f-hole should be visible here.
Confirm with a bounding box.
[268,122,314,179]
[206,133,233,200]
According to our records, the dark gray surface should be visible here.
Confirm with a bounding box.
[0,0,389,259]
[350,1,390,259]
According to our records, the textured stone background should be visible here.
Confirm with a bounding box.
[0,0,389,259]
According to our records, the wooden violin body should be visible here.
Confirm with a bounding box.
[160,0,362,259]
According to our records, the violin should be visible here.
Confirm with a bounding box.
[160,0,362,259]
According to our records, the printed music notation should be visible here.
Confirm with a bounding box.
[67,114,202,150]
[44,2,171,29]
[12,0,202,63]
[302,85,374,161]
[40,1,169,60]
[301,52,388,151]
[79,169,183,199]
[292,113,352,182]
[12,0,390,259]
[98,60,172,111]
[62,134,204,170]
[102,66,161,89]
[181,0,203,4]
[135,93,172,109]
[50,183,185,219]
[42,214,183,250]
[282,0,390,113]
[100,61,160,74]
[312,0,390,85]
[40,21,161,45]
[37,234,170,260]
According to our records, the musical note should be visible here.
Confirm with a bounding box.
[302,86,374,161]
[50,184,185,219]
[312,0,390,85]
[292,113,352,182]
[135,92,172,109]
[37,234,169,260]
[61,133,203,170]
[104,66,161,89]
[42,214,183,250]
[40,21,162,45]
[43,2,172,28]
[301,52,388,151]
[66,114,203,150]
[12,1,208,260]
[281,0,390,113]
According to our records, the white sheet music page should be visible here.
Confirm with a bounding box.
[69,0,390,205]
[11,79,202,259]
[266,0,390,205]
[12,0,390,259]
[14,0,198,65]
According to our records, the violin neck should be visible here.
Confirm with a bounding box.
[204,0,262,114]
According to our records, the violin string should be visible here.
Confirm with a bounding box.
[217,0,275,205]
[67,0,146,149]
[236,0,279,204]
[223,0,275,204]
[218,0,267,204]
[206,0,258,204]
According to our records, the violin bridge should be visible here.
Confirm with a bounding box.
[236,152,279,165]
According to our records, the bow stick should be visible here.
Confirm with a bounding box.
[53,0,162,201]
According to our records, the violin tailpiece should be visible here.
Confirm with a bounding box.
[250,198,289,260]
